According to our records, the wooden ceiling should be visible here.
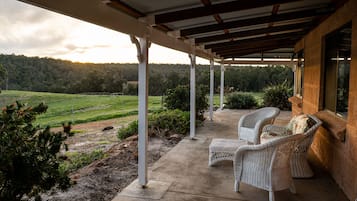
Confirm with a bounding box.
[105,0,343,60]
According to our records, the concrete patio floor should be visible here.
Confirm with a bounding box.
[112,109,349,201]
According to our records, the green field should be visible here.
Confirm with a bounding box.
[0,90,264,127]
[0,90,163,127]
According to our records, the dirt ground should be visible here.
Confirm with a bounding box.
[43,117,183,201]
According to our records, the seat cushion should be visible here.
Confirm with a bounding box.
[209,139,247,153]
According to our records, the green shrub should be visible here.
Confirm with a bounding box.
[117,110,190,140]
[118,120,138,140]
[164,85,208,120]
[263,81,293,110]
[226,92,258,109]
[0,102,70,201]
[59,150,105,174]
[149,109,190,135]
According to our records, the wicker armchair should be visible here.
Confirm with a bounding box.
[238,107,280,144]
[208,107,280,166]
[234,134,304,201]
[262,114,322,178]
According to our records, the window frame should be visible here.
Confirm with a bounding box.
[322,22,351,119]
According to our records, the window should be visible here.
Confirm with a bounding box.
[294,51,304,98]
[323,23,351,118]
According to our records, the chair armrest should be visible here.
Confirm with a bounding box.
[262,124,291,135]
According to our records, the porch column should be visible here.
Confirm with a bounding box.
[220,63,225,109]
[209,59,214,121]
[189,54,196,139]
[131,35,149,187]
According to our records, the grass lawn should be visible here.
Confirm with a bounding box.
[0,90,163,127]
[0,90,264,127]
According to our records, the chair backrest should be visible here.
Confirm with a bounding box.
[236,134,303,190]
[241,107,280,128]
[270,134,304,188]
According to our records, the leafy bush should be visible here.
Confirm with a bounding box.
[263,81,293,110]
[118,120,138,140]
[226,92,258,109]
[59,150,105,174]
[117,110,190,140]
[164,85,208,120]
[149,110,190,135]
[0,102,70,201]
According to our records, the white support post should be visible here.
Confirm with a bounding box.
[131,35,149,187]
[220,63,225,110]
[189,54,196,139]
[209,59,214,121]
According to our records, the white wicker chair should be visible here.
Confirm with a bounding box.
[234,134,304,201]
[262,114,322,178]
[208,107,280,166]
[238,107,280,144]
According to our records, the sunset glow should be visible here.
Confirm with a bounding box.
[0,0,208,64]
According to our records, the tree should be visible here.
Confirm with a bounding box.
[0,64,6,91]
[0,102,70,200]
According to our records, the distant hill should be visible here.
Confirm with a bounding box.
[0,54,293,95]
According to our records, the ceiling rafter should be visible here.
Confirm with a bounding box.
[105,0,171,32]
[180,6,333,37]
[216,39,297,56]
[154,0,299,24]
[200,0,230,35]
[267,4,281,31]
[195,21,314,44]
[206,31,306,50]
[220,42,296,58]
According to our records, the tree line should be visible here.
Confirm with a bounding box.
[0,54,293,95]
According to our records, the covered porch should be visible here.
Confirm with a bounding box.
[16,0,357,200]
[113,110,348,201]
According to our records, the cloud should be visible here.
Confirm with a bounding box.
[0,0,206,64]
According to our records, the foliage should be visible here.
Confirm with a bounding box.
[263,81,293,110]
[149,109,190,135]
[0,102,70,201]
[0,54,293,95]
[117,109,190,140]
[1,90,162,127]
[164,85,208,120]
[118,120,138,140]
[0,64,5,92]
[59,150,105,174]
[226,92,258,109]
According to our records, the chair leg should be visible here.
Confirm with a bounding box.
[269,191,275,201]
[290,182,296,194]
[234,180,240,192]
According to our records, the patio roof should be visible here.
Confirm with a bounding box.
[19,0,347,63]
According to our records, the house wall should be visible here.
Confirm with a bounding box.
[293,0,357,200]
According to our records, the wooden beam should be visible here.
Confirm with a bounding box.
[155,0,299,24]
[221,44,295,58]
[223,59,296,65]
[195,21,313,44]
[216,39,296,55]
[106,0,171,32]
[200,0,229,34]
[215,39,297,55]
[181,6,333,36]
[106,0,143,18]
[207,31,305,50]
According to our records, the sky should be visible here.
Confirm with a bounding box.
[0,0,208,64]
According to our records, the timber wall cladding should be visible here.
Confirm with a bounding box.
[296,0,357,200]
